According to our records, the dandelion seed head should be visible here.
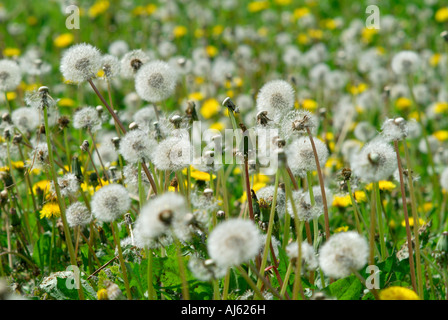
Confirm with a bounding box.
[11,107,40,132]
[66,202,91,228]
[286,136,329,178]
[318,231,369,279]
[286,241,318,271]
[351,140,397,182]
[52,173,79,198]
[134,193,188,246]
[381,117,408,142]
[60,43,102,83]
[0,59,21,92]
[118,129,157,164]
[91,184,130,222]
[73,106,102,132]
[354,121,377,142]
[391,50,420,76]
[207,218,262,268]
[256,79,295,121]
[120,49,150,79]
[135,60,178,103]
[188,254,227,281]
[101,54,120,79]
[152,136,191,171]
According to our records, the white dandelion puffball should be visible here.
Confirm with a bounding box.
[441,167,448,192]
[60,43,102,83]
[91,184,131,222]
[66,202,92,228]
[207,218,262,268]
[73,106,102,132]
[11,107,40,132]
[285,136,329,178]
[391,50,420,76]
[118,129,157,164]
[134,193,188,246]
[120,49,150,79]
[350,139,397,183]
[256,79,295,120]
[135,60,178,103]
[318,231,369,279]
[0,59,21,92]
[152,136,191,171]
[380,117,408,142]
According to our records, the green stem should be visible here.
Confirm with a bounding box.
[111,221,132,300]
[174,237,190,299]
[374,182,387,261]
[43,106,85,300]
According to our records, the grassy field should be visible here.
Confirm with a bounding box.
[0,0,448,301]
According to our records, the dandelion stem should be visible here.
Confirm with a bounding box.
[402,141,424,298]
[43,104,85,299]
[393,140,418,293]
[306,127,330,240]
[257,170,279,290]
[236,265,265,300]
[174,237,190,300]
[87,79,158,194]
[111,221,132,300]
[374,182,388,261]
[347,180,362,234]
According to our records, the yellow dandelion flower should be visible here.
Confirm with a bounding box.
[58,98,76,107]
[354,190,367,203]
[212,25,224,37]
[379,286,419,300]
[421,202,433,212]
[395,97,412,111]
[389,219,397,229]
[33,180,51,195]
[173,26,188,38]
[361,27,378,43]
[3,48,21,57]
[191,170,216,181]
[297,33,309,45]
[258,27,268,37]
[209,122,225,132]
[434,130,448,141]
[54,33,74,48]
[200,98,220,119]
[435,7,448,23]
[206,45,218,58]
[239,182,266,203]
[302,99,318,111]
[248,1,269,13]
[366,181,396,191]
[195,76,205,85]
[332,194,352,208]
[146,4,157,15]
[6,92,16,101]
[195,28,205,38]
[293,7,310,20]
[334,226,349,233]
[401,217,426,228]
[434,102,448,114]
[188,92,204,101]
[324,19,338,30]
[97,288,108,300]
[88,0,110,18]
[308,29,323,40]
[430,53,442,66]
[349,83,368,95]
[40,203,61,219]
[274,0,291,5]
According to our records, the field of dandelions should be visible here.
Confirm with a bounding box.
[0,0,448,302]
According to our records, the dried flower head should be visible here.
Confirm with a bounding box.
[135,60,178,103]
[73,106,102,132]
[350,139,397,182]
[133,193,188,246]
[0,59,21,92]
[207,218,262,268]
[118,129,157,164]
[380,117,408,142]
[318,231,369,279]
[60,43,102,83]
[285,136,329,178]
[120,50,150,79]
[256,79,295,121]
[66,202,91,228]
[91,184,131,222]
